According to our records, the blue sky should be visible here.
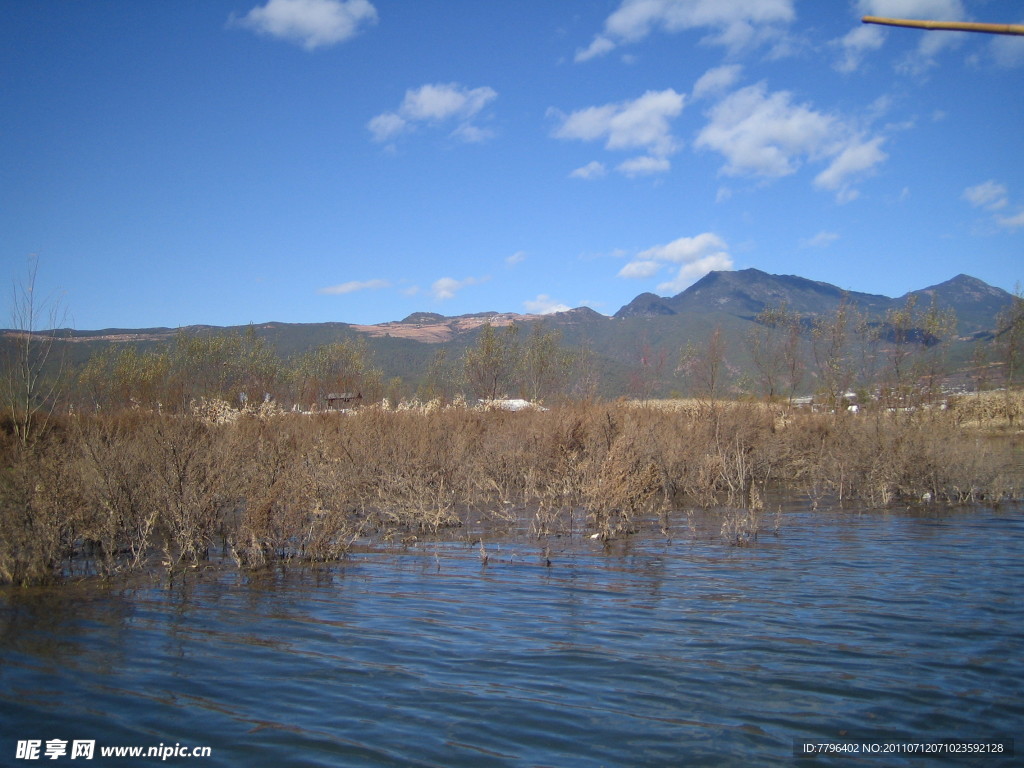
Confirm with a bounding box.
[3,0,1022,330]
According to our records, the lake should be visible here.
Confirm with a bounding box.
[2,501,1021,766]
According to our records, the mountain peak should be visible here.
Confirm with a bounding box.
[915,273,1007,295]
[613,292,677,319]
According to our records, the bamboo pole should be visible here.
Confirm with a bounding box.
[862,16,1024,36]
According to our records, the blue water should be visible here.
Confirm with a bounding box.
[2,504,1021,766]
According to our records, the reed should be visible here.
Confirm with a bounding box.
[0,396,1019,585]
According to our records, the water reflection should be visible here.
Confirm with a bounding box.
[1,503,1021,767]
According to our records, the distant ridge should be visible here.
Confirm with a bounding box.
[611,269,1011,335]
[615,268,892,320]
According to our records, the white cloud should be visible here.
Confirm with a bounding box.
[997,210,1024,230]
[231,0,377,50]
[367,112,407,143]
[832,24,885,73]
[506,251,527,266]
[318,278,390,295]
[695,82,888,201]
[658,253,734,294]
[695,83,837,177]
[451,123,494,143]
[962,181,1023,230]
[617,155,672,177]
[399,83,496,122]
[431,276,486,301]
[575,36,617,63]
[551,89,685,175]
[962,180,1009,210]
[576,0,796,62]
[369,83,497,144]
[618,232,733,293]
[569,161,608,180]
[814,136,888,201]
[637,232,728,263]
[524,295,572,315]
[618,260,662,279]
[692,65,744,100]
[800,231,840,248]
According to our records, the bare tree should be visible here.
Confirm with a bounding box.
[3,257,68,445]
[746,304,796,400]
[811,298,857,408]
[995,285,1024,388]
[682,326,729,404]
[630,338,667,402]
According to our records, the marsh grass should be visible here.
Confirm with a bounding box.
[0,397,1019,585]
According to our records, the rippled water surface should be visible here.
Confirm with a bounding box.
[2,504,1022,766]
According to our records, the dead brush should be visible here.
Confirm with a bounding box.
[73,412,159,575]
[773,407,1020,506]
[142,414,229,568]
[720,506,762,546]
[349,410,463,535]
[0,435,84,584]
[585,434,663,539]
[1,395,1020,585]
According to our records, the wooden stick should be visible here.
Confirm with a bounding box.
[862,16,1024,36]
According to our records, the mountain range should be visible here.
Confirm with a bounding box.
[4,270,1017,397]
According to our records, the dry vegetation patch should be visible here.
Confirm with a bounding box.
[0,398,1019,585]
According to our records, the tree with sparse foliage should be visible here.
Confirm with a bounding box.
[681,326,729,403]
[879,294,957,408]
[463,322,520,401]
[746,304,798,400]
[2,257,68,444]
[811,297,857,408]
[417,348,454,403]
[521,322,573,402]
[995,285,1024,388]
[629,338,668,402]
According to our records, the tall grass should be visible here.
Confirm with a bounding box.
[0,397,1019,585]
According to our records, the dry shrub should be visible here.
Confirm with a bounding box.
[221,416,362,567]
[74,412,159,575]
[584,433,661,538]
[356,410,461,533]
[0,438,83,584]
[777,408,1016,505]
[949,390,1024,430]
[142,415,230,566]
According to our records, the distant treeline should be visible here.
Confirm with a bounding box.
[55,291,1024,412]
